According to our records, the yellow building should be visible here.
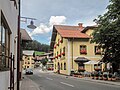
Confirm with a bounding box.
[50,23,102,75]
[22,50,35,69]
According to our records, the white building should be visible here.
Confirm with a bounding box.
[0,0,19,90]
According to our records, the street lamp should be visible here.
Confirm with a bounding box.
[21,16,37,29]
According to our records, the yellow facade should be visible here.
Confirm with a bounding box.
[22,55,34,69]
[53,28,102,75]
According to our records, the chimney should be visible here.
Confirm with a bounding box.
[78,23,83,28]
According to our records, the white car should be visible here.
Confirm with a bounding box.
[25,68,33,75]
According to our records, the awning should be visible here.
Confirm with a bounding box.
[84,60,99,65]
[74,57,90,62]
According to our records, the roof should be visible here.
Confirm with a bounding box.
[50,25,91,50]
[54,25,90,38]
[81,25,97,33]
[34,51,45,56]
[57,29,90,38]
[23,50,34,56]
[74,57,90,62]
[20,28,32,41]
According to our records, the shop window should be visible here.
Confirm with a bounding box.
[95,46,101,55]
[64,63,66,70]
[0,12,10,71]
[80,45,87,54]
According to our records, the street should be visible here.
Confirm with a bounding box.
[21,69,120,90]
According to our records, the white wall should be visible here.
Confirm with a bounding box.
[0,0,19,90]
[0,71,10,90]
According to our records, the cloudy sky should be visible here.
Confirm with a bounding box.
[21,0,109,45]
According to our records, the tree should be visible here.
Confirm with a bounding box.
[41,57,48,66]
[91,0,120,64]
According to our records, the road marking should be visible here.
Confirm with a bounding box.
[46,77,53,80]
[60,82,74,87]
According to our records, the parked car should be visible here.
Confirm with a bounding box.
[25,68,33,75]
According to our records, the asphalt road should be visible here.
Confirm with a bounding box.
[26,69,120,90]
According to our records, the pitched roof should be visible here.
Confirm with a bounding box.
[54,25,90,39]
[23,50,34,56]
[20,28,32,41]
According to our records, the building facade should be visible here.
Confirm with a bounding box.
[22,50,35,69]
[50,24,102,75]
[0,0,19,90]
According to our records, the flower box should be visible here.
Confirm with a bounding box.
[62,52,65,55]
[80,50,87,54]
[55,56,58,58]
[54,45,56,49]
[58,54,61,57]
[94,68,101,71]
[60,39,63,43]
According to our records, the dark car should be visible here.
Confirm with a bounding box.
[25,68,33,75]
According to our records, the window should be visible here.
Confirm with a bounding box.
[10,0,17,9]
[28,57,30,60]
[60,37,63,43]
[62,47,65,56]
[55,64,56,69]
[61,63,63,70]
[95,46,101,55]
[28,62,30,64]
[0,12,10,70]
[60,49,62,54]
[80,45,87,54]
[27,66,29,68]
[64,63,66,70]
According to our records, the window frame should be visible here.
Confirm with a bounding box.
[0,12,11,70]
[80,45,87,54]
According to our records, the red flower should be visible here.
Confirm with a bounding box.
[60,39,63,43]
[62,52,65,55]
[58,54,61,57]
[80,49,87,54]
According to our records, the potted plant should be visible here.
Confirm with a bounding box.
[99,74,103,80]
[95,73,99,80]
[91,73,95,79]
[103,74,108,80]
[108,73,112,81]
[112,75,116,81]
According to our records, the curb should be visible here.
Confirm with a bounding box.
[53,73,120,86]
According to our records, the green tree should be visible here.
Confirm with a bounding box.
[91,0,120,63]
[41,57,48,66]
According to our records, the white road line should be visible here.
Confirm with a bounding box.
[46,77,53,80]
[60,82,74,87]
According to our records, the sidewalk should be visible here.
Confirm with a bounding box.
[53,72,120,86]
[20,75,39,90]
[72,76,120,86]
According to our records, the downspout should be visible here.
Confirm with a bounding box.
[67,39,71,75]
[72,38,73,69]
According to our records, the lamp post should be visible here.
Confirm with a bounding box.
[17,1,37,90]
